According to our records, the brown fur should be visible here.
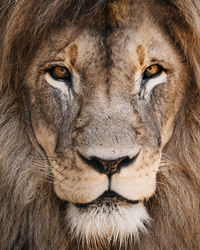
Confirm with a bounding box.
[0,0,200,249]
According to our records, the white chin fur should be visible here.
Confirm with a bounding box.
[66,201,149,247]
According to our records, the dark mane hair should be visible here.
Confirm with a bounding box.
[0,0,106,92]
[0,0,199,249]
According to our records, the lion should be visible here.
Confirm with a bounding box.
[0,0,199,249]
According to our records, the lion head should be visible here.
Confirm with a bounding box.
[0,0,199,249]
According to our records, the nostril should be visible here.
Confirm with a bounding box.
[77,151,105,173]
[77,150,140,175]
[118,151,140,169]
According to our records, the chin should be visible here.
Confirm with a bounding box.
[65,191,150,247]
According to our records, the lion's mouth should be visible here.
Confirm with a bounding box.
[75,191,139,208]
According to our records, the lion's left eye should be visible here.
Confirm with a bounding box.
[48,66,72,83]
[143,64,163,79]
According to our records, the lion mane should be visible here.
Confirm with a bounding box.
[0,0,199,249]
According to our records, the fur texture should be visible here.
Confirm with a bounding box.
[0,0,200,249]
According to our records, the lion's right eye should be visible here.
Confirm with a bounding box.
[48,66,72,83]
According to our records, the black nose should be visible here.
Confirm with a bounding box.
[78,152,139,175]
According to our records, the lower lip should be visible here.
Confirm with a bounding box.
[75,191,139,208]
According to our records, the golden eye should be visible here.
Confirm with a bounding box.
[144,64,162,79]
[48,66,71,83]
[53,66,68,78]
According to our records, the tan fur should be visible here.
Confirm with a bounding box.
[0,0,200,249]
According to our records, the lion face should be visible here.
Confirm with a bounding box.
[25,2,189,244]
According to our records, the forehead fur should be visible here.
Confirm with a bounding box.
[95,0,133,27]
